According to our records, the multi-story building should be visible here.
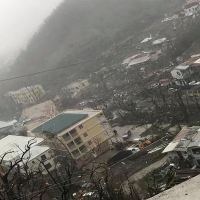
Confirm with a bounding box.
[21,100,58,132]
[6,85,45,105]
[30,110,113,167]
[183,0,200,16]
[163,126,200,167]
[62,79,90,98]
[170,55,200,86]
[171,64,193,86]
[0,135,57,174]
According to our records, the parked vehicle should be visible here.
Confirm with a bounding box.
[122,130,131,139]
[127,147,140,154]
[189,81,196,86]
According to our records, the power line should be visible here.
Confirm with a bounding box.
[0,49,132,83]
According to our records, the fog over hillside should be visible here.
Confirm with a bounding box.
[4,0,182,92]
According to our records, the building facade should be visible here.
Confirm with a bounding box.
[171,65,193,85]
[0,135,57,175]
[6,85,45,105]
[62,79,90,98]
[163,126,200,167]
[184,1,200,16]
[30,110,113,167]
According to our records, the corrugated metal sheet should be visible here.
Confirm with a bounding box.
[32,113,88,134]
[162,142,179,153]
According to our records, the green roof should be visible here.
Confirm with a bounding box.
[32,113,88,134]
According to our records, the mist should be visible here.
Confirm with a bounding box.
[0,0,63,62]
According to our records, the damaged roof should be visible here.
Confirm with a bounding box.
[153,38,166,45]
[163,127,200,153]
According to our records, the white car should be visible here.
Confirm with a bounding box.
[168,88,177,92]
[133,138,140,142]
[195,81,200,85]
[127,147,140,153]
[189,81,196,85]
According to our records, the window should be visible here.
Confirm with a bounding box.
[79,124,83,129]
[67,141,75,148]
[32,161,35,164]
[83,132,88,137]
[79,145,87,153]
[44,163,52,170]
[72,149,80,157]
[63,133,71,141]
[41,154,47,161]
[192,148,200,155]
[69,129,78,137]
[88,140,92,145]
[74,137,83,145]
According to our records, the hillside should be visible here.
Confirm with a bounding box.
[5,0,184,93]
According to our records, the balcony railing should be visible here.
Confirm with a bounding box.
[63,136,71,142]
[68,144,77,151]
[70,132,78,138]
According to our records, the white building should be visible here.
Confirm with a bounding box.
[122,53,151,69]
[163,126,200,167]
[171,64,193,85]
[0,135,57,174]
[6,85,45,105]
[184,1,200,16]
[62,79,90,98]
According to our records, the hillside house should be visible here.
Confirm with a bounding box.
[163,126,200,167]
[30,110,113,167]
[170,54,200,85]
[171,64,193,85]
[62,79,90,98]
[183,0,200,16]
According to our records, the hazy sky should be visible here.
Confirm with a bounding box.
[0,0,63,58]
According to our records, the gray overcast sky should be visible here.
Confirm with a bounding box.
[0,0,63,58]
